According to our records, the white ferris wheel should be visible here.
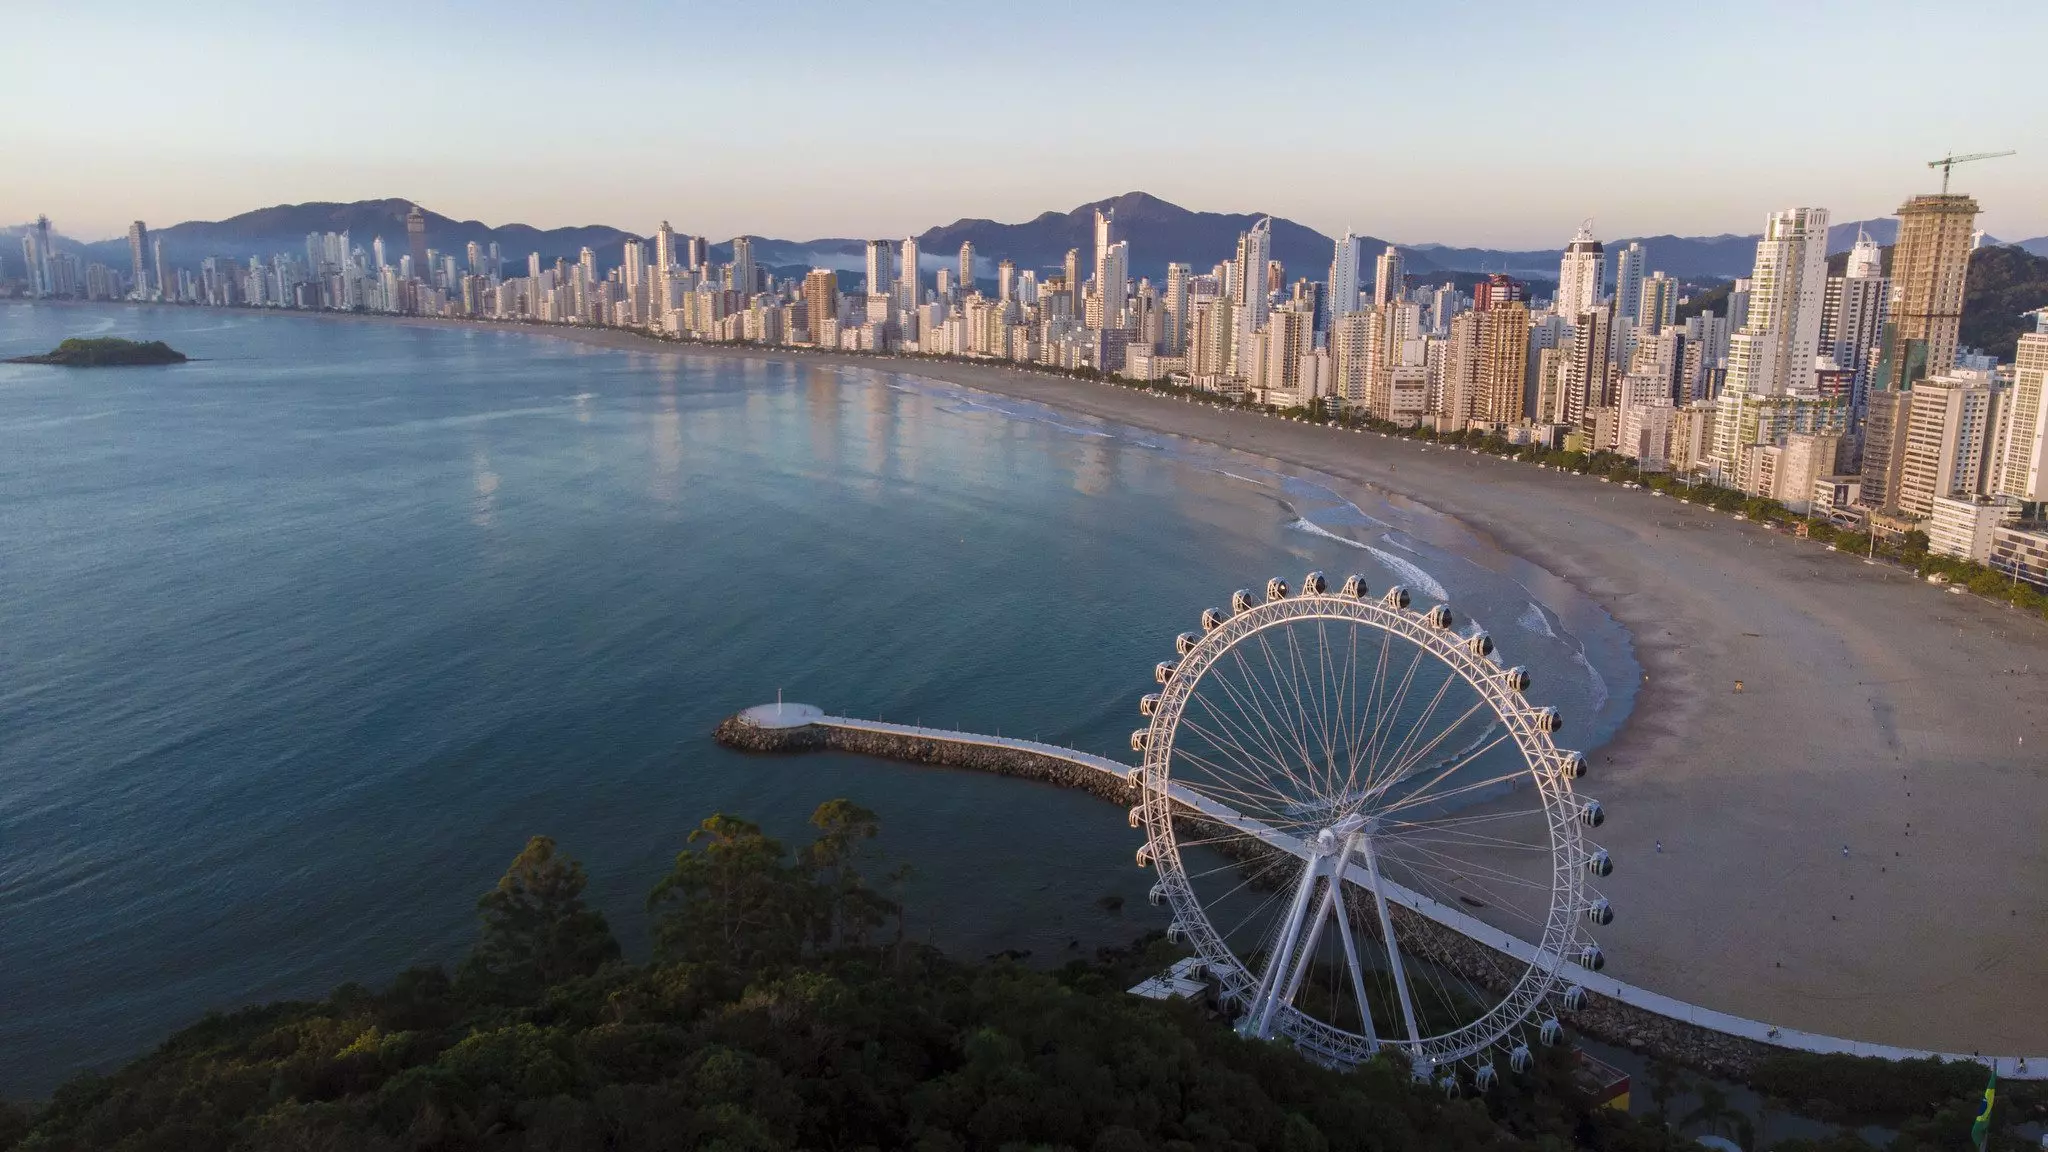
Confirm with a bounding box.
[1130,572,1611,1088]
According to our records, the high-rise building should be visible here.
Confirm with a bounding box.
[1446,303,1531,426]
[1373,245,1403,308]
[127,221,150,297]
[1612,241,1646,330]
[1563,309,1614,428]
[1637,272,1678,335]
[655,222,677,275]
[1556,224,1604,318]
[1875,193,1979,393]
[1093,207,1122,326]
[1234,219,1273,330]
[1063,249,1082,312]
[406,206,430,276]
[1472,274,1524,312]
[866,240,894,301]
[1327,231,1362,326]
[1897,371,2003,517]
[731,237,755,295]
[801,268,838,343]
[1721,207,1829,400]
[997,259,1015,303]
[1097,242,1128,328]
[958,242,976,294]
[1820,230,1889,405]
[1163,263,1190,354]
[1996,317,2048,502]
[898,238,921,311]
[152,238,166,303]
[686,235,707,272]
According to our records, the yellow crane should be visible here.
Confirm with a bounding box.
[1927,150,2015,193]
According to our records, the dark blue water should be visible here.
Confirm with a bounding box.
[0,304,1636,1095]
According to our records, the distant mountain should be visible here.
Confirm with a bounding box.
[1960,244,2048,360]
[910,192,1387,284]
[20,193,2023,293]
[51,200,643,273]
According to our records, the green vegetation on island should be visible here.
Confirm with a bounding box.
[7,337,188,367]
[1960,244,2048,362]
[3,800,2035,1151]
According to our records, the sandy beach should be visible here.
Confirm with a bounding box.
[227,314,2048,1053]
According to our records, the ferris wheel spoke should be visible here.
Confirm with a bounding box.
[1377,761,1533,820]
[1223,646,1324,800]
[1177,704,1321,816]
[1184,683,1308,793]
[1370,701,1498,804]
[1295,621,1342,800]
[1359,645,1429,792]
[1203,651,1313,786]
[1377,843,1552,936]
[1339,627,1395,801]
[1366,674,1463,798]
[1252,633,1322,792]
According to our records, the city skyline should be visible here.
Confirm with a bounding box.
[7,0,2047,245]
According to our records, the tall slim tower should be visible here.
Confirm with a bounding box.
[1372,245,1403,308]
[958,242,975,294]
[866,239,894,301]
[731,237,755,295]
[1097,242,1128,329]
[127,221,150,297]
[898,237,921,311]
[1997,317,2048,501]
[1720,207,1830,398]
[1556,224,1604,318]
[1234,218,1273,329]
[405,206,429,277]
[655,221,677,276]
[1875,193,1979,392]
[1327,231,1361,327]
[1822,230,1889,403]
[1163,263,1190,354]
[1063,249,1081,310]
[1612,241,1647,329]
[1093,206,1124,327]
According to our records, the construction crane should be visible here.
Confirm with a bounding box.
[1927,150,2015,193]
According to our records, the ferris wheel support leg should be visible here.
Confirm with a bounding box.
[1360,834,1424,1048]
[1242,852,1325,1040]
[1280,875,1340,1007]
[1328,837,1379,1049]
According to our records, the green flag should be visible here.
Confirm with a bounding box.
[1970,1065,1996,1151]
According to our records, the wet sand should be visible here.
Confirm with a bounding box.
[295,316,2048,1054]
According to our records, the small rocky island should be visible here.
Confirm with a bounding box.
[7,337,189,367]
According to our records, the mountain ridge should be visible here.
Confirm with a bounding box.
[9,194,2039,285]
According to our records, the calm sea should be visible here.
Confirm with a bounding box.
[0,304,1636,1095]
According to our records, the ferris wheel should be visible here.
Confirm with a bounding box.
[1129,572,1611,1087]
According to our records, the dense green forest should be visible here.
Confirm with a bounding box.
[1961,244,2048,361]
[0,802,2031,1150]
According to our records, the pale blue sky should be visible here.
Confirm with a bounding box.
[8,0,2044,245]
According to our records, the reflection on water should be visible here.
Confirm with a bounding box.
[0,303,1636,1097]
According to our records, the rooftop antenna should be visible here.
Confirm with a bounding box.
[1926,150,2015,194]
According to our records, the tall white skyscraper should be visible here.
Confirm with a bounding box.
[898,238,921,311]
[1822,229,1889,401]
[1372,245,1403,308]
[1234,218,1272,329]
[655,221,677,275]
[1097,241,1128,329]
[866,239,894,300]
[1163,262,1190,354]
[1093,207,1124,327]
[1327,231,1362,325]
[1612,241,1647,329]
[1556,223,1604,318]
[730,236,755,295]
[1722,207,1830,399]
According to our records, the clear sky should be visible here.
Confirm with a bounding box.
[7,0,2045,247]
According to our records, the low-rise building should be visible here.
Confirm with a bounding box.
[1989,521,2048,588]
[1927,495,2021,562]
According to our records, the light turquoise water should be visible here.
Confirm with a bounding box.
[0,303,1635,1094]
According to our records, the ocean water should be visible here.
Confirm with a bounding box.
[0,304,1637,1095]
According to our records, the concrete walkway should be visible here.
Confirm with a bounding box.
[760,707,2044,1079]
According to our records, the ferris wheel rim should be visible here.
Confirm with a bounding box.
[1135,585,1601,1068]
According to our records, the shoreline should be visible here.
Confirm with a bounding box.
[13,301,2048,1055]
